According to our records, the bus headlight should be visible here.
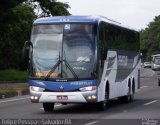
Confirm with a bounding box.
[79,86,96,91]
[30,86,44,92]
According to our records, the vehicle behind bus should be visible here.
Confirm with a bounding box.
[151,54,160,70]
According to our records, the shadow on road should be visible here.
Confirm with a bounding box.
[39,98,155,115]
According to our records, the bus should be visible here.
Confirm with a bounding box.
[23,16,141,111]
[151,54,160,70]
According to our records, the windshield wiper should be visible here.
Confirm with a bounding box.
[63,51,78,80]
[45,51,78,80]
[45,52,61,80]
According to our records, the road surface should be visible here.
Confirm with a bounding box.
[0,68,160,125]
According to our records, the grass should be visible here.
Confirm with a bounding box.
[0,90,17,95]
[0,69,28,81]
[0,85,29,98]
[0,85,29,90]
[0,69,29,98]
[0,90,18,99]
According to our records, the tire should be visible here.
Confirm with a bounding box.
[118,86,134,103]
[118,95,130,103]
[96,101,106,111]
[158,79,160,86]
[130,83,135,101]
[43,103,54,112]
[96,90,108,111]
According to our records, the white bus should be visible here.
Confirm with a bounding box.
[151,54,160,70]
[24,16,141,111]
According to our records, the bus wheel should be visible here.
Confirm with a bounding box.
[119,94,131,103]
[96,101,106,111]
[130,83,135,101]
[158,79,160,86]
[118,87,134,103]
[43,103,54,112]
[96,91,108,111]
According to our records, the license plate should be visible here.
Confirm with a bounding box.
[57,95,68,100]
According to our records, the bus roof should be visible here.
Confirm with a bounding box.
[33,15,138,32]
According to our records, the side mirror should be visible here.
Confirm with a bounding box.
[21,41,33,60]
[24,40,33,49]
[20,41,33,70]
[22,41,33,58]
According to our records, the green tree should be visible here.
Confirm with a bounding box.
[0,1,35,69]
[30,0,70,17]
[140,15,160,61]
[0,0,70,70]
[0,0,26,32]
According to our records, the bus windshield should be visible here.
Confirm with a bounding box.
[31,23,96,79]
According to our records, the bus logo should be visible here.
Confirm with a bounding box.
[59,86,64,91]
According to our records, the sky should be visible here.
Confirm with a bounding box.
[59,0,160,30]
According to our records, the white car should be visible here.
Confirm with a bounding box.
[143,62,151,68]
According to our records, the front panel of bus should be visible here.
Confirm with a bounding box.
[28,22,99,103]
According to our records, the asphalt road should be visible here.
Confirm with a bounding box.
[0,68,160,125]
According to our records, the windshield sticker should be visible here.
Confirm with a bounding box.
[35,72,58,77]
[64,24,70,30]
[77,56,90,62]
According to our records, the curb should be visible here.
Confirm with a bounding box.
[0,90,29,99]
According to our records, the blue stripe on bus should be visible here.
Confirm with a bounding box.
[29,79,98,92]
[34,16,97,24]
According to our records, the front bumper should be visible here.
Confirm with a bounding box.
[30,90,97,103]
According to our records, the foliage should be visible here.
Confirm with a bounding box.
[0,69,28,81]
[0,1,35,69]
[0,85,29,98]
[0,0,70,70]
[140,15,160,61]
[30,0,70,17]
[0,90,17,95]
